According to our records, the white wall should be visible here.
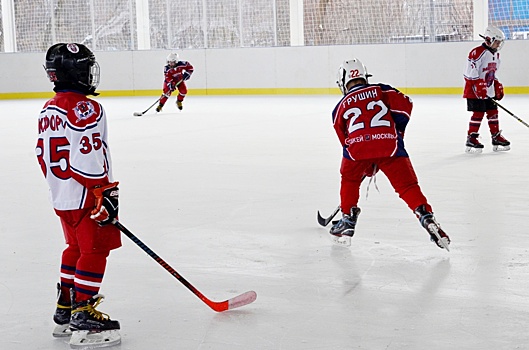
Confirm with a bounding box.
[1,40,528,95]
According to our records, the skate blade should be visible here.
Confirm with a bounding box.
[427,224,450,252]
[329,234,351,247]
[493,145,510,152]
[52,324,72,337]
[69,330,121,349]
[465,147,483,154]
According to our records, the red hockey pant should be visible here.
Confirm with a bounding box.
[340,156,431,215]
[160,82,188,106]
[55,207,121,303]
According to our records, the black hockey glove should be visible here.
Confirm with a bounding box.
[90,182,119,226]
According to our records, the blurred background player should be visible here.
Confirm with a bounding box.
[329,58,450,251]
[156,52,194,112]
[463,26,510,153]
[37,43,121,346]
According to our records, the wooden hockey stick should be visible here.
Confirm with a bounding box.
[113,220,257,312]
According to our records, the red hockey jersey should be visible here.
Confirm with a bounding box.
[36,91,114,210]
[332,83,412,160]
[164,60,194,86]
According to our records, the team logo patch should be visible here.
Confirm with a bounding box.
[74,101,96,121]
[66,43,79,53]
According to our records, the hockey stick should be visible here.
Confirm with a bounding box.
[133,98,161,117]
[113,220,257,312]
[317,206,340,227]
[493,100,529,129]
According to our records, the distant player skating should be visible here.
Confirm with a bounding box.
[156,52,194,112]
[463,26,510,153]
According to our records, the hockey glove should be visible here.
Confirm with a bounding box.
[167,82,175,92]
[90,182,119,226]
[494,80,504,100]
[182,71,191,81]
[474,80,488,99]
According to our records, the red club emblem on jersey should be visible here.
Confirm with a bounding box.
[74,101,96,121]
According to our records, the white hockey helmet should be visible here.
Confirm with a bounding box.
[481,26,505,51]
[336,58,372,95]
[166,53,179,64]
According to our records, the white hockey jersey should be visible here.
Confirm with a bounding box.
[463,44,501,99]
[36,91,113,210]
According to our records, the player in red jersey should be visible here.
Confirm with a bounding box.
[329,58,450,250]
[463,26,510,153]
[156,53,194,112]
[36,43,121,345]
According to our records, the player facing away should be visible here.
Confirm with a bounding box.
[36,43,121,347]
[463,26,510,153]
[156,52,194,112]
[329,58,450,251]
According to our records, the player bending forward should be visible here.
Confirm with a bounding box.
[37,43,121,348]
[329,58,450,251]
[156,52,194,112]
[463,26,510,153]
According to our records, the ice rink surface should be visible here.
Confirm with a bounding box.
[1,94,528,350]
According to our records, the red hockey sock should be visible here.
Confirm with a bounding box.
[74,251,109,302]
[468,111,485,134]
[486,110,500,134]
[59,245,81,304]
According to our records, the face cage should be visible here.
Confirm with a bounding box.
[494,39,505,51]
[89,61,100,90]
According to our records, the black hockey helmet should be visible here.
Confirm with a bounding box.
[44,43,100,95]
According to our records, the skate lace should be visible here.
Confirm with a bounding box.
[56,303,71,310]
[74,297,111,321]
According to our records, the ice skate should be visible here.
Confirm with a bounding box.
[491,130,510,152]
[176,100,183,110]
[329,207,361,247]
[414,205,450,251]
[69,291,121,348]
[155,104,163,112]
[465,132,484,154]
[52,283,72,337]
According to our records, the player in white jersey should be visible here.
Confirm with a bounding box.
[463,26,510,153]
[36,43,121,347]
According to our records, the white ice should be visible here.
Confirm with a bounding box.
[1,95,529,350]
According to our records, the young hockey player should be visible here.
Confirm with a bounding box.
[329,58,450,251]
[156,52,194,112]
[463,26,510,153]
[37,43,121,347]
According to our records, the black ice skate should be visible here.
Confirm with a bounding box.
[329,207,361,247]
[465,132,484,154]
[155,104,163,112]
[491,130,510,152]
[52,283,72,337]
[176,100,183,110]
[68,291,121,348]
[414,205,450,251]
[70,293,120,332]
